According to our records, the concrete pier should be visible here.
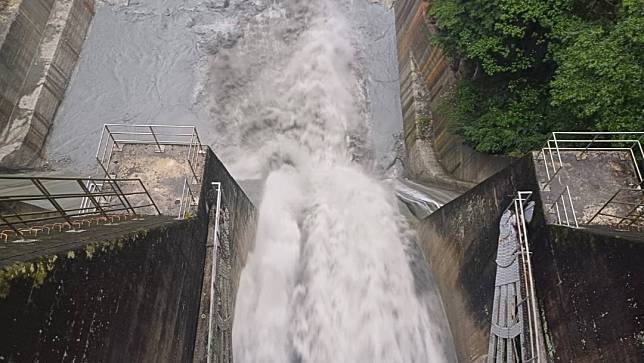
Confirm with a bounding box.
[0,0,94,169]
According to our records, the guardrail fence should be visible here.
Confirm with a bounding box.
[96,124,205,185]
[545,186,579,228]
[587,188,644,230]
[537,131,644,189]
[0,176,159,242]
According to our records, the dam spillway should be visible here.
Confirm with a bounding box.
[1,0,642,362]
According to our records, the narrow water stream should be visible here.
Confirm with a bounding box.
[46,0,458,361]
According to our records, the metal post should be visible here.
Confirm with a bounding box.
[587,189,620,225]
[566,186,579,228]
[31,178,75,228]
[625,198,644,228]
[578,134,599,160]
[541,149,551,184]
[138,179,161,215]
[554,201,562,224]
[207,182,222,363]
[109,179,138,216]
[149,126,164,153]
[628,147,643,183]
[616,202,641,228]
[561,195,570,226]
[107,125,118,149]
[552,132,564,174]
[0,214,23,237]
[76,180,110,219]
[178,180,187,219]
[195,127,205,154]
[547,141,558,181]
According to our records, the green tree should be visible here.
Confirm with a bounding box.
[550,4,644,131]
[429,0,644,154]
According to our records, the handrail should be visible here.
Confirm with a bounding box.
[587,188,644,229]
[513,191,543,363]
[537,132,644,188]
[0,175,160,240]
[177,177,198,220]
[207,182,222,363]
[545,185,579,227]
[95,124,205,217]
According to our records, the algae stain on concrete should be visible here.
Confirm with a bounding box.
[0,227,159,298]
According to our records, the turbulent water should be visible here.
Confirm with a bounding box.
[46,0,457,361]
[217,1,456,362]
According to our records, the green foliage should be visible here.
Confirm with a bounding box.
[550,5,644,131]
[430,0,644,154]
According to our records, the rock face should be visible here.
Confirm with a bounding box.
[393,0,511,185]
[0,0,94,170]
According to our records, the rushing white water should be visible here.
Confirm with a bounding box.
[44,0,456,360]
[223,1,456,361]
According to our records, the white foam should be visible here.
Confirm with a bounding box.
[230,1,453,361]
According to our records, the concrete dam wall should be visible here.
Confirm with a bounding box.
[0,0,94,169]
[394,0,511,186]
[0,147,257,362]
[416,155,644,362]
[417,156,541,362]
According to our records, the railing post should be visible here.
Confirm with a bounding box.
[552,132,563,172]
[587,189,620,225]
[577,134,599,160]
[76,180,110,219]
[0,214,23,237]
[626,205,644,228]
[566,186,579,228]
[149,126,164,153]
[178,179,187,219]
[107,125,120,151]
[31,178,75,228]
[109,179,138,216]
[138,179,161,215]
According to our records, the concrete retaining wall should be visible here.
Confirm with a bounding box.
[0,147,257,361]
[417,153,644,362]
[416,156,541,362]
[533,226,644,362]
[0,0,94,169]
[0,217,207,362]
[192,149,258,362]
[394,0,511,185]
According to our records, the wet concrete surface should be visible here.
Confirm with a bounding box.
[0,215,175,268]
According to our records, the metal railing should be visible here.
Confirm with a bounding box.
[587,188,644,230]
[545,185,579,228]
[0,175,160,241]
[512,191,543,363]
[537,132,644,190]
[178,178,199,220]
[96,124,205,184]
[207,182,223,363]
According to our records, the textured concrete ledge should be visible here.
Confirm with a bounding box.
[418,154,644,362]
[0,0,94,169]
[394,0,511,185]
[417,156,540,362]
[532,225,644,362]
[0,146,257,361]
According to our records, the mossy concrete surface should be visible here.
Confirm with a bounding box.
[0,215,209,362]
